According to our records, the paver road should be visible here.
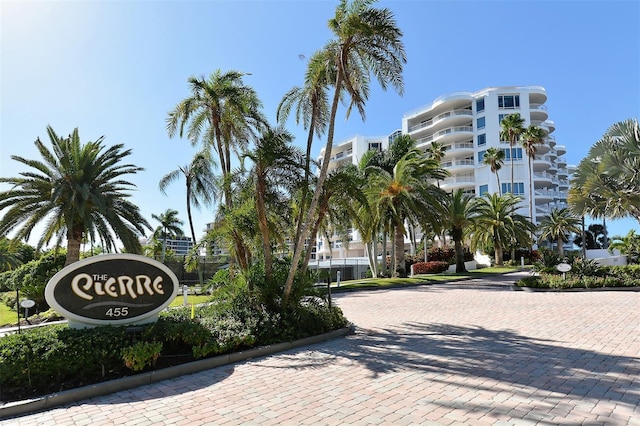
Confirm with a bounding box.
[4,273,640,425]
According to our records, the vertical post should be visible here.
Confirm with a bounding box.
[183,285,189,306]
[326,276,331,309]
[336,270,341,287]
[581,216,587,259]
[16,288,21,334]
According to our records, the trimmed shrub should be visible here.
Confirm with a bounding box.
[412,261,449,274]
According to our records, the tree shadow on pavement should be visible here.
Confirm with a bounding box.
[314,322,639,406]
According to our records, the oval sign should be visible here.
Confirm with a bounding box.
[45,254,179,327]
[20,299,36,309]
[556,262,572,273]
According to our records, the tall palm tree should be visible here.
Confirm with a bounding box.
[520,125,546,222]
[426,140,446,189]
[167,70,267,271]
[244,126,303,282]
[0,126,150,266]
[537,208,581,256]
[283,0,406,304]
[152,209,184,262]
[303,164,368,273]
[159,151,217,253]
[442,189,479,273]
[499,113,525,192]
[482,147,505,195]
[366,149,446,277]
[470,193,535,266]
[277,50,334,253]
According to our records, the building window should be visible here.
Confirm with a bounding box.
[478,150,486,162]
[498,94,520,109]
[502,147,523,160]
[479,184,489,196]
[368,142,382,151]
[502,182,525,195]
[476,98,485,112]
[476,116,485,129]
[477,133,486,146]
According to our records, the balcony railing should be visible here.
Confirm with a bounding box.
[408,109,472,133]
[416,126,473,145]
[442,159,475,168]
[530,103,548,111]
[330,148,353,161]
[442,175,475,184]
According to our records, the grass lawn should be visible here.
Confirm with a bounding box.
[0,303,18,326]
[169,294,211,308]
[334,266,523,291]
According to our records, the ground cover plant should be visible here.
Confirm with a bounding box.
[515,262,640,289]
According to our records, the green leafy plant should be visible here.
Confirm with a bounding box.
[121,341,163,372]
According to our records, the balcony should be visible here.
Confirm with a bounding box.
[440,174,476,191]
[408,109,473,134]
[331,149,353,161]
[533,172,558,188]
[529,103,548,121]
[442,159,475,171]
[532,156,552,172]
[416,126,474,148]
[555,144,566,155]
[443,141,474,157]
[556,156,567,166]
[534,189,555,203]
[546,135,556,147]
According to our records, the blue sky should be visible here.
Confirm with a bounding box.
[1,0,639,247]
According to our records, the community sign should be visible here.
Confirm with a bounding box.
[45,254,179,328]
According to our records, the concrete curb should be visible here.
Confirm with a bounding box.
[512,284,640,292]
[0,326,354,420]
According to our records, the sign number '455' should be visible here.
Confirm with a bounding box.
[105,307,129,317]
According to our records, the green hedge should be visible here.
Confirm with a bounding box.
[516,264,640,289]
[0,301,348,402]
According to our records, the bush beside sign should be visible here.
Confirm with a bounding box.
[45,254,179,328]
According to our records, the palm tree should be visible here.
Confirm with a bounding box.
[569,118,640,223]
[608,229,640,262]
[159,151,217,283]
[0,126,150,266]
[283,0,406,304]
[244,126,303,282]
[277,50,334,253]
[167,70,267,271]
[0,237,22,272]
[482,147,505,195]
[499,113,525,192]
[520,125,546,222]
[470,193,535,266]
[152,209,184,262]
[366,149,446,277]
[442,189,478,273]
[537,208,581,256]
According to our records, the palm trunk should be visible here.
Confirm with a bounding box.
[496,171,502,196]
[256,171,273,281]
[302,206,328,275]
[293,111,317,254]
[394,217,405,277]
[282,70,344,307]
[453,230,467,273]
[510,140,515,192]
[65,226,83,266]
[186,192,204,286]
[495,244,503,266]
[381,228,388,277]
[558,236,565,256]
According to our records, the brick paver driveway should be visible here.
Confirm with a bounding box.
[4,273,640,425]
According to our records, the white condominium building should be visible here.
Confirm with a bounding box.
[315,85,570,262]
[403,85,568,222]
